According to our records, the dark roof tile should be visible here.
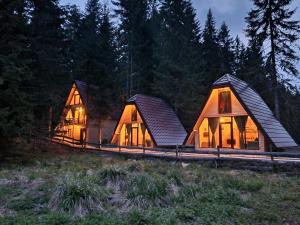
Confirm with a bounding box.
[129,94,187,146]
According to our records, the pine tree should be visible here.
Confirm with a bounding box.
[94,6,119,116]
[233,35,246,75]
[63,4,82,76]
[218,22,234,75]
[0,0,33,149]
[245,0,300,119]
[153,0,203,128]
[113,0,154,97]
[238,41,271,105]
[30,0,69,128]
[201,9,221,85]
[74,0,102,82]
[74,0,118,118]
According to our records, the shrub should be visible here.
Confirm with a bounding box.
[49,173,109,217]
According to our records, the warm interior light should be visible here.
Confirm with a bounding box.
[78,107,83,113]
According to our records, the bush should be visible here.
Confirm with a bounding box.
[49,173,109,217]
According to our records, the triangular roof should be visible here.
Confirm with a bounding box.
[198,74,297,149]
[64,80,119,120]
[126,94,187,146]
[74,80,88,105]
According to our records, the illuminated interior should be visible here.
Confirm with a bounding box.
[56,84,86,141]
[192,87,261,150]
[112,104,154,147]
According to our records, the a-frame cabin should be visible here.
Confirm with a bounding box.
[111,94,187,147]
[185,74,297,151]
[54,80,118,145]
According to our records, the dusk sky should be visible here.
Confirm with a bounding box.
[60,0,300,86]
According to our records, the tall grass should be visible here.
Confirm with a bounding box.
[99,166,127,183]
[49,173,109,217]
[126,174,168,208]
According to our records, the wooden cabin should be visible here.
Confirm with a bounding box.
[111,94,187,147]
[185,74,297,151]
[54,80,118,145]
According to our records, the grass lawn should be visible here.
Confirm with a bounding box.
[0,143,299,225]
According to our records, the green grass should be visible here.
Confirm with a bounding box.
[0,144,299,224]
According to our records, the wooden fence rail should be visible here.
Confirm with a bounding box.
[50,136,300,162]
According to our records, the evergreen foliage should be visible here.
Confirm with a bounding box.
[30,0,69,129]
[0,0,300,147]
[218,22,234,75]
[201,9,221,85]
[245,0,300,119]
[153,0,203,128]
[113,0,154,97]
[0,0,33,148]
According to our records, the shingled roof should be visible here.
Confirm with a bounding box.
[128,94,187,146]
[213,74,297,148]
[74,80,88,105]
[73,80,120,120]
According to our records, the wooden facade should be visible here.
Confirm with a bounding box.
[185,74,297,151]
[111,94,187,147]
[54,80,117,145]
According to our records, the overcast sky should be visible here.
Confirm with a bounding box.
[60,0,300,87]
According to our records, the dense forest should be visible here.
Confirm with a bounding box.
[0,0,300,151]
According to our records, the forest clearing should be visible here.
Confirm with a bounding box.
[1,0,300,224]
[0,143,300,225]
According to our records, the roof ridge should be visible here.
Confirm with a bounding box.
[128,94,164,103]
[74,79,86,84]
[226,74,231,82]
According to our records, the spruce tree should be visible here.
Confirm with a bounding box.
[113,0,154,97]
[201,9,221,85]
[245,0,300,119]
[74,0,102,83]
[233,36,246,75]
[94,6,119,116]
[153,0,203,128]
[74,0,118,118]
[0,0,33,149]
[218,22,234,75]
[30,0,69,128]
[238,41,271,104]
[63,4,82,76]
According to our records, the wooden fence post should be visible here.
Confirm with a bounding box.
[217,146,220,159]
[270,145,274,161]
[48,106,52,141]
[176,145,179,158]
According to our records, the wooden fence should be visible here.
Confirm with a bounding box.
[50,135,300,163]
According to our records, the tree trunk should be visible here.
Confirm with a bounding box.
[268,0,280,119]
